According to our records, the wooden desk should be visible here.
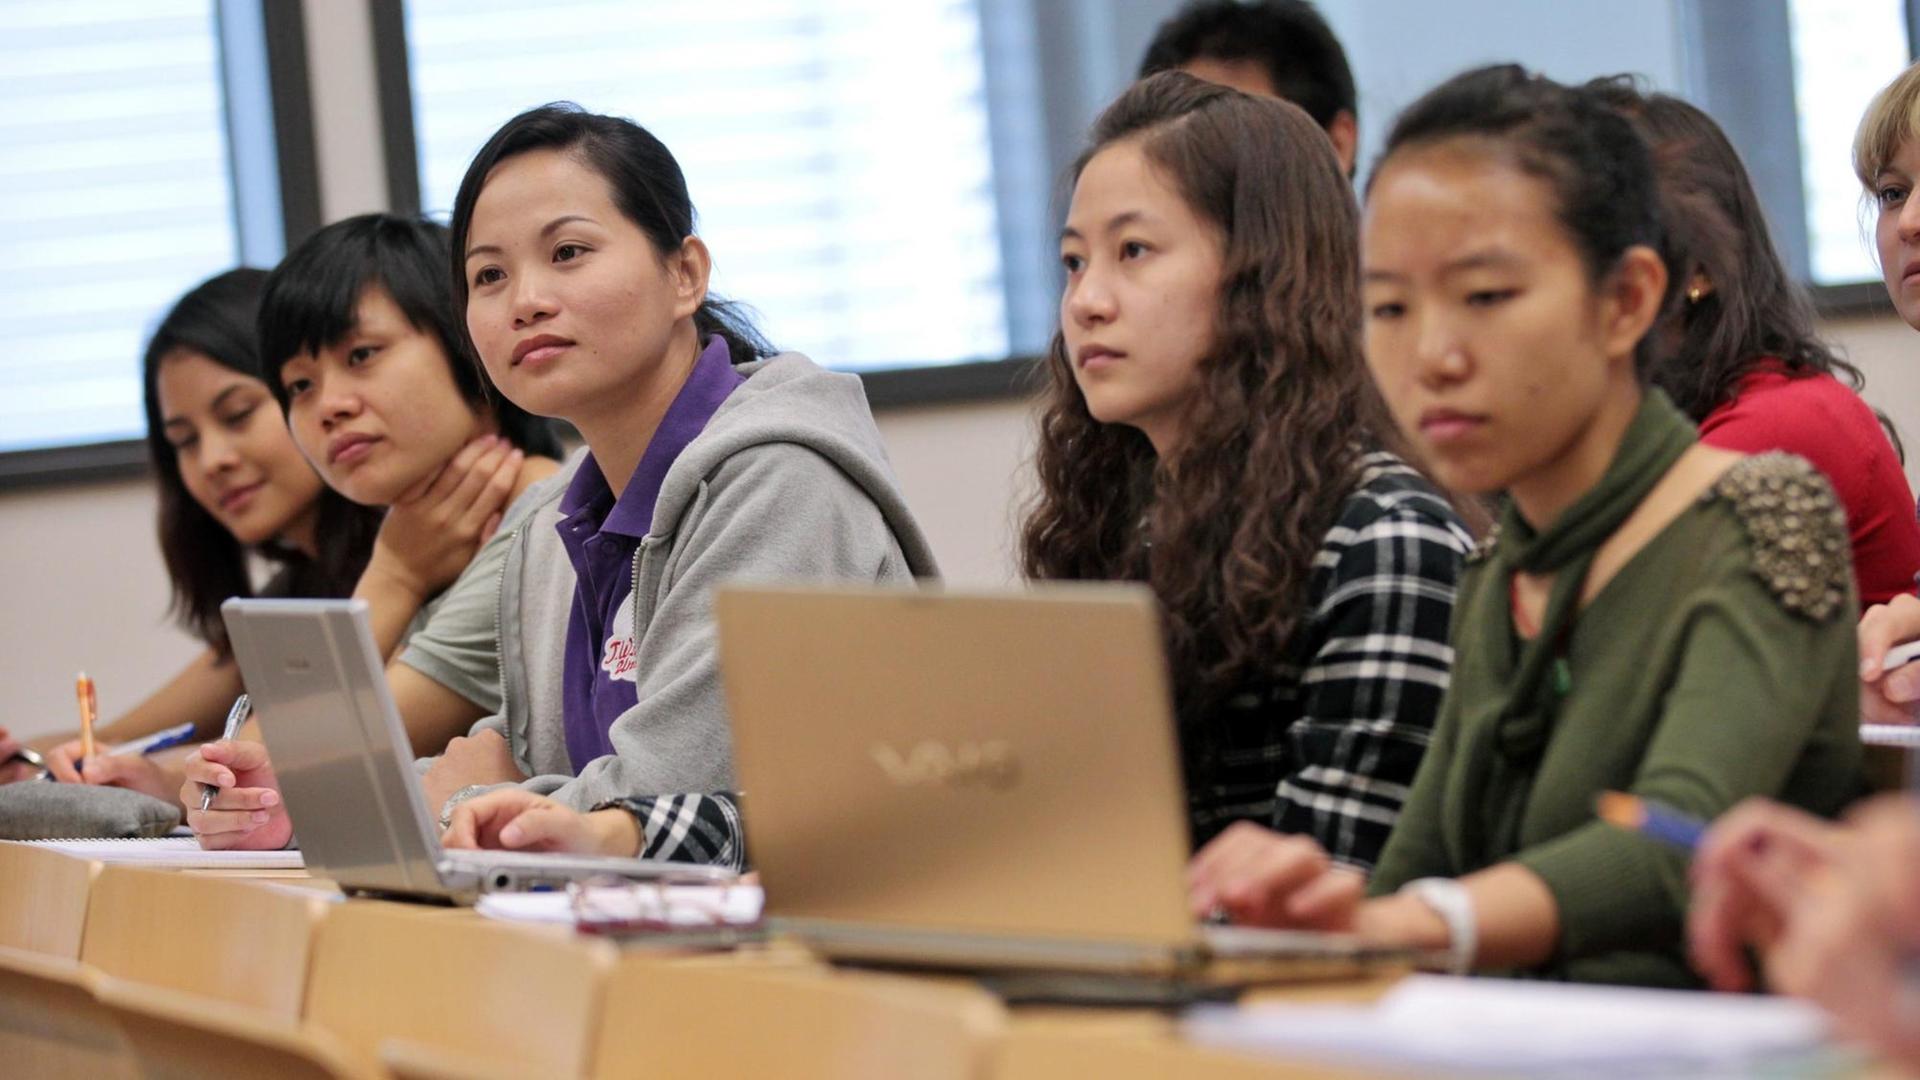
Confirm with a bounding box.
[81,865,335,1018]
[303,898,614,1078]
[0,841,98,958]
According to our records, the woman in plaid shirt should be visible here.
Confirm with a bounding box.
[1025,72,1472,874]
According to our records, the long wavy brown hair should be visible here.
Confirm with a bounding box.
[1022,72,1407,723]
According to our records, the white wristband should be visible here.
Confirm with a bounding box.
[1402,877,1477,975]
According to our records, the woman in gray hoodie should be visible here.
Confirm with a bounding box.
[422,104,936,868]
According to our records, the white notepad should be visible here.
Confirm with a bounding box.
[14,836,303,869]
[1182,974,1840,1076]
[475,883,762,928]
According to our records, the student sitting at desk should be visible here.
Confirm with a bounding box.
[266,104,935,867]
[0,270,381,797]
[1018,72,1472,871]
[181,215,567,843]
[1185,65,1862,987]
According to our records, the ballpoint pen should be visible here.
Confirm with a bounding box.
[107,721,198,758]
[198,693,251,812]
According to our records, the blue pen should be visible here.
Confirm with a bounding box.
[1597,791,1707,851]
[107,721,197,757]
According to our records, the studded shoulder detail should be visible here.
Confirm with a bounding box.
[1705,452,1850,621]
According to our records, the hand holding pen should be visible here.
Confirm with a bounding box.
[180,696,293,851]
[199,694,250,811]
[44,720,199,797]
[1858,592,1920,725]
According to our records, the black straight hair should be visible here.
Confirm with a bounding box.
[140,269,380,655]
[257,213,564,460]
[446,102,772,368]
[1372,63,1674,376]
[1139,0,1356,131]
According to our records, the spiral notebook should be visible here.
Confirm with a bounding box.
[16,837,303,869]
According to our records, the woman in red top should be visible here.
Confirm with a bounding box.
[1590,79,1920,610]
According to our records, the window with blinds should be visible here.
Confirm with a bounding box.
[0,0,241,455]
[404,0,1011,371]
[1786,0,1910,285]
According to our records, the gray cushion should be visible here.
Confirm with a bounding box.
[0,782,182,840]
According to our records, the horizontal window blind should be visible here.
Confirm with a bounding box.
[405,0,1010,371]
[0,0,240,454]
[1786,0,1909,285]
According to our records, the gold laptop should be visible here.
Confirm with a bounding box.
[714,583,1418,982]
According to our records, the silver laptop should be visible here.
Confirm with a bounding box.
[714,583,1418,981]
[222,598,732,902]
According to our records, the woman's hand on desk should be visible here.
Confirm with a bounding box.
[1858,594,1920,723]
[1687,797,1840,992]
[179,739,292,850]
[1690,796,1920,1066]
[443,789,640,856]
[1186,821,1364,931]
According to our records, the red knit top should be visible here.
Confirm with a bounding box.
[1699,361,1920,608]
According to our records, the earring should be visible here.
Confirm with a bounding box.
[1687,286,1704,304]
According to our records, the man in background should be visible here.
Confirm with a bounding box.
[1139,0,1359,176]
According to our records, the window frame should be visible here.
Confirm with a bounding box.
[0,0,325,490]
[1683,0,1920,317]
[379,0,1075,413]
[40,0,1914,484]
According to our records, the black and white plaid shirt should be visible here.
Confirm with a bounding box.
[1185,451,1471,872]
[601,793,749,871]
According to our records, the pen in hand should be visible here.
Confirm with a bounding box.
[74,672,97,777]
[198,693,251,812]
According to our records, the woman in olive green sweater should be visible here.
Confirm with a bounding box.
[1186,65,1862,987]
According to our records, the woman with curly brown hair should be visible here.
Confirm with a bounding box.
[1023,71,1472,874]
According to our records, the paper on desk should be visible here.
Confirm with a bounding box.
[476,883,762,928]
[1182,974,1836,1076]
[17,836,303,869]
[1861,723,1920,748]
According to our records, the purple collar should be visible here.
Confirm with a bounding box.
[559,335,744,539]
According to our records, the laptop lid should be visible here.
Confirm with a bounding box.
[221,598,452,898]
[715,583,1197,947]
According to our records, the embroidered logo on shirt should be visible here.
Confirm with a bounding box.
[600,590,639,683]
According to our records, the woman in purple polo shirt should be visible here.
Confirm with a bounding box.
[421,103,935,868]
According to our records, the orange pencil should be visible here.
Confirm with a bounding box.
[76,672,97,766]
